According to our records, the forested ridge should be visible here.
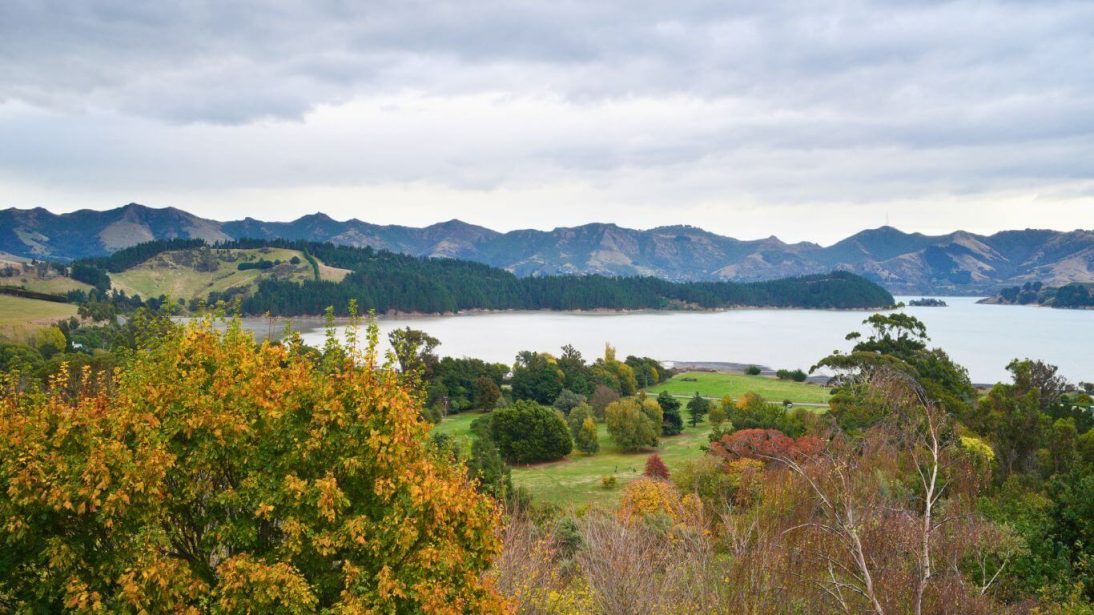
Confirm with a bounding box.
[80,238,893,315]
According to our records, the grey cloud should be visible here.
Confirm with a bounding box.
[0,0,1092,229]
[4,1,1093,124]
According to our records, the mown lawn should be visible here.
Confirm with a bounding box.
[647,371,831,404]
[434,410,714,508]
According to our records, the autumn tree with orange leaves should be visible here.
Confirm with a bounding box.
[710,428,824,463]
[0,310,508,614]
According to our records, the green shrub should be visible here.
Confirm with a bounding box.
[490,400,573,464]
[606,398,662,451]
[575,416,600,455]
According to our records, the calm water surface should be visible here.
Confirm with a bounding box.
[285,297,1092,385]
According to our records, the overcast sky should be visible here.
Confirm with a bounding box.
[1,1,1092,244]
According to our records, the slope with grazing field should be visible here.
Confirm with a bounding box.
[0,274,92,295]
[0,294,78,341]
[646,371,831,404]
[108,247,349,301]
[434,411,716,507]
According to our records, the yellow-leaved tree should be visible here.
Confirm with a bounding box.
[0,311,508,614]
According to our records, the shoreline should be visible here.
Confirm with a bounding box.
[220,302,900,326]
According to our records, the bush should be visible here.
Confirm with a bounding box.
[491,400,573,464]
[617,478,699,524]
[745,365,762,376]
[34,326,67,359]
[672,456,736,508]
[601,475,617,489]
[568,404,600,454]
[644,454,670,480]
[709,428,823,463]
[708,403,727,430]
[575,417,600,455]
[729,391,807,437]
[606,398,662,451]
[567,402,595,432]
[237,259,275,271]
[776,368,807,382]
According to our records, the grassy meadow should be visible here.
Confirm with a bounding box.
[0,275,93,295]
[432,372,832,507]
[0,295,79,341]
[646,370,831,404]
[434,410,718,507]
[109,248,348,300]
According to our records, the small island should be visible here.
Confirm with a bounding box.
[908,297,947,307]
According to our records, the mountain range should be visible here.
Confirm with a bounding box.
[2,203,1091,294]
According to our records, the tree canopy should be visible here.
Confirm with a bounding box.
[0,317,507,613]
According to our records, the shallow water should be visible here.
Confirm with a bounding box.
[272,297,1092,385]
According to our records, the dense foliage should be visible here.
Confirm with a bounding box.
[605,398,662,451]
[686,392,711,427]
[993,281,1094,308]
[490,401,573,464]
[657,391,684,435]
[82,238,207,272]
[0,316,507,613]
[69,262,110,292]
[510,351,566,405]
[814,313,976,429]
[426,356,507,414]
[567,404,601,455]
[236,258,277,270]
[87,239,893,315]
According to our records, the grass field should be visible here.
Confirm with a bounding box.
[0,295,78,341]
[111,248,318,300]
[433,373,833,507]
[646,371,831,404]
[0,275,93,295]
[434,410,716,507]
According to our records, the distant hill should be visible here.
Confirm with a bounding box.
[2,203,1091,294]
[70,239,892,314]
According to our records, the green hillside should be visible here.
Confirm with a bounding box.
[109,247,347,301]
[0,274,92,295]
[0,295,78,341]
[66,238,894,315]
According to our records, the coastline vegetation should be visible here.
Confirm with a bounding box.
[50,239,896,319]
